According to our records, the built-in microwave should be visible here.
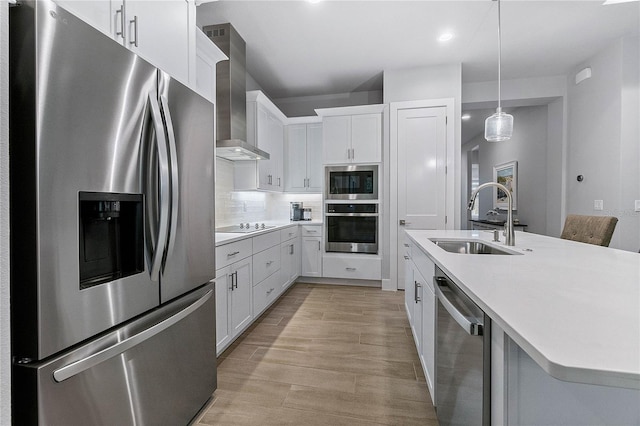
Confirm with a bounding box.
[325,165,378,200]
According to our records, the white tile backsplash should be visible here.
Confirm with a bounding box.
[215,157,322,227]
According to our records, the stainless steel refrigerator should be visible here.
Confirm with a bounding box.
[9,2,216,424]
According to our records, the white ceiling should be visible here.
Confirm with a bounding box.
[197,0,639,101]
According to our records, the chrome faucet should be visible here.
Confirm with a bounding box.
[468,182,515,246]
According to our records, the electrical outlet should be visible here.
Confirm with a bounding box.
[635,200,640,212]
[594,200,604,211]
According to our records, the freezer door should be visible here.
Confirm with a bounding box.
[12,284,217,426]
[157,73,216,303]
[9,1,162,360]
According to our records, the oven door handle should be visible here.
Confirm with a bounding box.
[435,277,483,336]
[325,213,379,217]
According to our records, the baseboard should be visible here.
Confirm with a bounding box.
[296,277,381,288]
[381,278,396,291]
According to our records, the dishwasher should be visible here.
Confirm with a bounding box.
[435,267,491,426]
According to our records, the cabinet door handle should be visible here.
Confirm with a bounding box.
[278,177,281,187]
[290,244,294,255]
[404,243,410,247]
[129,16,138,47]
[346,267,356,271]
[351,148,355,160]
[318,241,321,251]
[227,251,240,258]
[115,5,125,41]
[266,288,274,295]
[233,271,238,289]
[266,261,273,266]
[414,280,421,303]
[307,229,317,233]
[403,255,410,260]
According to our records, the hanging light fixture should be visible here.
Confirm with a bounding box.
[485,0,514,142]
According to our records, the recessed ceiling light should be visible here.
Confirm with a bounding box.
[234,148,241,152]
[438,33,454,42]
[308,0,322,3]
[462,114,471,120]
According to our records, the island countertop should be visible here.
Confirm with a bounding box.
[405,230,640,390]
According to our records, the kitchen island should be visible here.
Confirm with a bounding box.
[406,230,640,425]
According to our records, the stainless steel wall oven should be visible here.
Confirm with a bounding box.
[325,203,378,254]
[325,165,378,200]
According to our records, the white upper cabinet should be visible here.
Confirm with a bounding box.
[121,1,191,83]
[194,28,227,103]
[284,121,323,193]
[317,105,384,165]
[53,0,194,85]
[239,91,286,192]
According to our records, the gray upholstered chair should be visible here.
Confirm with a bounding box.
[560,214,618,247]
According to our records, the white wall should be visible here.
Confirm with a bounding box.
[215,158,322,227]
[468,106,550,235]
[566,36,640,252]
[383,64,462,289]
[461,75,567,237]
[1,1,11,423]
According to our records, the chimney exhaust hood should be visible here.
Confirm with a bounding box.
[203,23,269,161]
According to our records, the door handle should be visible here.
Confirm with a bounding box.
[53,290,213,382]
[115,5,125,41]
[147,93,170,283]
[160,95,179,268]
[435,277,483,336]
[129,15,138,47]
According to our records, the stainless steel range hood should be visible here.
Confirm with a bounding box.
[203,23,269,161]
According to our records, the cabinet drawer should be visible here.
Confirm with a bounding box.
[215,238,252,270]
[253,272,280,317]
[300,225,322,237]
[322,255,381,280]
[412,247,435,292]
[253,230,281,253]
[253,245,281,285]
[280,226,299,242]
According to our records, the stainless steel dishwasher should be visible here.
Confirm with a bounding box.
[435,267,491,426]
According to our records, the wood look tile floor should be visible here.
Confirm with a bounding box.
[196,283,438,426]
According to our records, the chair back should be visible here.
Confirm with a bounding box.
[560,214,618,247]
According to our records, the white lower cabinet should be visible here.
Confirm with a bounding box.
[253,271,280,318]
[301,237,322,277]
[322,254,381,280]
[405,239,436,403]
[280,237,300,292]
[215,257,252,355]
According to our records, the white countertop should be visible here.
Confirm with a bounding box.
[406,230,640,390]
[215,221,323,246]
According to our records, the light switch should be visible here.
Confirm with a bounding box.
[635,200,640,212]
[594,200,604,211]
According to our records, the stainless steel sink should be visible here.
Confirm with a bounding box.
[429,239,518,255]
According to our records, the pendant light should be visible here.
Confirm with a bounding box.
[485,0,514,142]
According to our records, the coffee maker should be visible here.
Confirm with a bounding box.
[290,202,303,221]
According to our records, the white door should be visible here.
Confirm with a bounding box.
[125,0,190,83]
[396,106,447,288]
[322,116,351,164]
[285,124,308,192]
[230,258,252,336]
[301,237,322,277]
[306,123,324,192]
[215,266,231,353]
[351,113,382,163]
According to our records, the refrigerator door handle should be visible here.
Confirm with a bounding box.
[160,95,179,268]
[148,93,171,282]
[53,289,213,383]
